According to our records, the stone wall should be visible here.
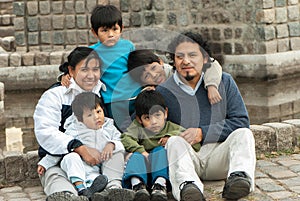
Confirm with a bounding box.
[0,82,4,130]
[0,119,299,187]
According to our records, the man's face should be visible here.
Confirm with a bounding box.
[138,109,167,134]
[140,62,166,85]
[82,105,105,130]
[93,23,122,47]
[174,41,206,84]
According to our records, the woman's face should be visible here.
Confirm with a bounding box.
[69,58,101,91]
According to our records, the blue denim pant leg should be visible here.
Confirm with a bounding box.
[122,152,147,189]
[149,146,169,184]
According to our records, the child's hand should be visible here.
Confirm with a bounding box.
[37,165,45,175]
[101,142,115,161]
[158,136,170,146]
[61,74,71,88]
[207,85,222,105]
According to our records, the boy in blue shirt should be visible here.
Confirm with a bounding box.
[59,5,141,131]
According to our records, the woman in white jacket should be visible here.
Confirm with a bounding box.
[38,92,125,199]
[34,47,132,201]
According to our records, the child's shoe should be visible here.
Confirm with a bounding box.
[132,182,150,201]
[150,183,167,201]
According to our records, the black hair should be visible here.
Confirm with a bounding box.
[135,90,167,118]
[127,50,161,83]
[71,92,104,122]
[168,31,213,70]
[90,5,123,35]
[58,46,102,75]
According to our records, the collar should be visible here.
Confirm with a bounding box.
[173,71,204,95]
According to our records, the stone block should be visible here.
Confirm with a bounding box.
[9,52,21,67]
[277,38,290,51]
[265,40,278,53]
[64,1,75,14]
[1,36,15,52]
[283,119,300,146]
[263,0,274,8]
[25,151,39,179]
[256,9,275,24]
[13,2,25,16]
[77,30,89,44]
[28,32,39,45]
[275,7,287,23]
[263,122,294,151]
[39,0,50,15]
[288,5,300,20]
[288,22,300,37]
[22,52,35,66]
[27,17,39,32]
[52,1,63,14]
[0,53,9,67]
[27,1,38,16]
[4,151,26,182]
[41,31,52,44]
[76,15,88,29]
[50,51,63,65]
[290,37,300,50]
[13,17,24,31]
[66,15,75,29]
[15,31,25,46]
[35,52,50,65]
[40,16,52,31]
[75,1,85,13]
[280,102,293,116]
[52,15,64,30]
[53,31,65,45]
[251,125,277,154]
[276,24,289,38]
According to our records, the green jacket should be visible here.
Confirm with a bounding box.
[121,119,200,153]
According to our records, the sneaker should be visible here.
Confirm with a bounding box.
[93,188,135,201]
[150,183,167,201]
[46,191,89,201]
[222,171,251,200]
[179,181,206,201]
[132,182,150,201]
[84,175,108,199]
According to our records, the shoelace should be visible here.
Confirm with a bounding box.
[152,183,165,191]
[179,181,195,190]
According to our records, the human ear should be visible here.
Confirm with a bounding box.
[68,66,74,77]
[136,116,143,125]
[91,28,98,38]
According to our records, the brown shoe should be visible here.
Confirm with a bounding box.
[179,181,206,201]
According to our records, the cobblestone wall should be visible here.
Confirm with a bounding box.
[0,82,4,130]
[8,0,300,65]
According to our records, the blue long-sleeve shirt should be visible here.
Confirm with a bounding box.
[156,72,250,145]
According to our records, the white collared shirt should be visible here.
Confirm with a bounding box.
[173,71,204,96]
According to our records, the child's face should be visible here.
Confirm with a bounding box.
[93,23,122,47]
[138,110,168,134]
[140,62,167,85]
[82,105,105,130]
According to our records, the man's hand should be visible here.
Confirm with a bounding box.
[74,145,101,166]
[180,128,203,145]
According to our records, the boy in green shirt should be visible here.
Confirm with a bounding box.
[121,90,200,201]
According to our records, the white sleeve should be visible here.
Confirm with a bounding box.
[33,88,74,155]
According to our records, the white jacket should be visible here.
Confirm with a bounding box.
[34,78,106,155]
[38,115,124,170]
